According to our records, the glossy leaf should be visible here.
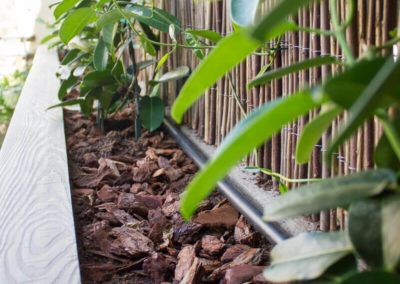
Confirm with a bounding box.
[184,33,205,60]
[186,29,223,43]
[155,66,190,83]
[322,57,399,109]
[129,5,181,32]
[263,232,353,282]
[139,96,165,131]
[349,194,400,269]
[263,169,397,221]
[180,90,322,219]
[61,49,81,65]
[296,105,342,164]
[327,58,400,162]
[94,37,109,71]
[102,23,117,53]
[81,71,115,88]
[97,9,135,27]
[137,60,156,70]
[248,56,339,89]
[250,0,313,41]
[58,75,78,100]
[171,14,296,123]
[47,98,84,110]
[54,0,80,19]
[59,7,96,44]
[171,30,261,123]
[231,0,260,27]
[374,115,400,169]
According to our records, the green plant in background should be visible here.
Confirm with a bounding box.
[0,70,28,124]
[171,0,400,282]
[46,0,215,137]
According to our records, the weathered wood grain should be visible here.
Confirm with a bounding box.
[0,46,81,283]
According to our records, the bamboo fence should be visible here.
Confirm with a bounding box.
[156,0,399,231]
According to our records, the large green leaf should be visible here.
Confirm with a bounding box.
[250,0,315,41]
[263,169,397,221]
[296,105,342,164]
[248,56,339,89]
[139,96,165,131]
[94,37,109,71]
[102,23,117,53]
[341,271,400,284]
[263,232,353,282]
[59,7,97,44]
[171,30,261,123]
[171,2,298,123]
[81,71,115,88]
[180,90,322,219]
[231,0,260,27]
[323,58,387,109]
[54,0,80,19]
[58,75,78,100]
[349,194,400,270]
[327,58,400,161]
[185,29,223,43]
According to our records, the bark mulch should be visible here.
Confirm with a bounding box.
[65,108,273,284]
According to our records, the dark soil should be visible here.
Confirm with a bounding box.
[65,108,272,284]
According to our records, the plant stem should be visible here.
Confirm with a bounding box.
[377,112,400,161]
[329,0,355,65]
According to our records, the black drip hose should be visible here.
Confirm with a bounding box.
[163,117,288,245]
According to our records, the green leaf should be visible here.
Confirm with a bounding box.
[155,66,190,83]
[102,23,117,53]
[54,0,80,19]
[327,58,400,162]
[81,71,115,88]
[250,0,313,41]
[139,96,165,131]
[248,56,339,89]
[59,7,97,44]
[171,30,261,123]
[94,37,109,71]
[186,29,223,43]
[263,232,353,282]
[263,169,397,221]
[40,32,58,44]
[374,114,400,169]
[128,5,181,32]
[61,49,81,65]
[349,194,400,270]
[322,57,395,109]
[98,85,116,111]
[155,51,172,72]
[231,0,260,27]
[184,33,205,60]
[58,75,78,100]
[341,271,400,284]
[47,98,84,110]
[180,90,322,219]
[296,105,342,164]
[137,60,156,70]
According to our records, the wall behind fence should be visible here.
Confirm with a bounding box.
[158,0,399,231]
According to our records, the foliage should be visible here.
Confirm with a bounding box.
[0,70,28,124]
[47,0,208,136]
[170,0,400,282]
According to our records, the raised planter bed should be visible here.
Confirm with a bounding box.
[0,46,80,283]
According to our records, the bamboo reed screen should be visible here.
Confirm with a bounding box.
[156,0,399,231]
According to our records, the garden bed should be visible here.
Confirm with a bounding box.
[65,108,273,283]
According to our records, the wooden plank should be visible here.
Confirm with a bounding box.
[0,46,81,283]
